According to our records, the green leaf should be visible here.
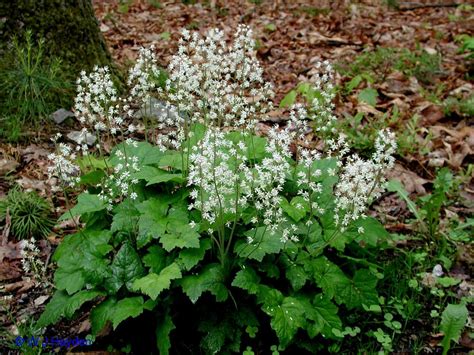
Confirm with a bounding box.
[54,260,85,295]
[110,141,163,166]
[59,193,106,221]
[232,268,261,295]
[109,296,145,330]
[132,263,182,300]
[80,169,106,185]
[160,224,200,252]
[285,264,308,291]
[225,132,267,161]
[255,285,283,306]
[54,230,112,292]
[106,243,145,293]
[37,290,103,328]
[156,311,175,355]
[305,257,349,299]
[133,166,185,185]
[345,75,363,93]
[143,245,167,273]
[437,277,461,288]
[179,264,228,303]
[53,230,112,261]
[77,155,109,171]
[297,82,311,94]
[235,227,283,262]
[178,238,211,271]
[37,291,70,327]
[306,294,342,338]
[144,298,158,311]
[90,297,116,335]
[280,196,309,222]
[349,217,390,246]
[264,23,276,32]
[137,198,169,247]
[279,90,297,108]
[184,123,207,148]
[358,88,378,106]
[159,151,184,171]
[111,199,140,233]
[262,296,306,348]
[440,303,468,354]
[336,269,379,309]
[160,31,171,40]
[63,290,103,318]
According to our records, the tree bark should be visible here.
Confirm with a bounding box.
[0,0,112,75]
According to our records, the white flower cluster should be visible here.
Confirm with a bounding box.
[249,127,291,232]
[162,25,274,134]
[334,129,396,230]
[295,149,325,223]
[98,140,140,211]
[50,64,144,205]
[372,128,397,169]
[311,60,337,133]
[188,126,293,234]
[46,26,398,251]
[47,134,80,191]
[188,129,249,224]
[127,45,160,104]
[288,103,309,141]
[327,133,350,160]
[75,66,123,134]
[20,238,47,280]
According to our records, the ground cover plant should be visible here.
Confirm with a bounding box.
[0,186,55,240]
[36,26,407,353]
[0,30,72,142]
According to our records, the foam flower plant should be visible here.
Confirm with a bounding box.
[41,25,397,354]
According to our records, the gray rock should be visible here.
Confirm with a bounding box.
[67,130,96,146]
[135,97,180,121]
[51,108,74,124]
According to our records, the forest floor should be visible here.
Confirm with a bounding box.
[0,0,473,353]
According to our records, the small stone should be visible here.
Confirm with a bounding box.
[424,47,437,56]
[51,108,74,124]
[432,264,443,278]
[135,97,181,121]
[428,158,445,167]
[67,130,96,146]
[100,23,110,32]
[34,295,49,306]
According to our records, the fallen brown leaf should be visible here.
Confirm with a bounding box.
[386,163,429,194]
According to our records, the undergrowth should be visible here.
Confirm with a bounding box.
[0,30,72,142]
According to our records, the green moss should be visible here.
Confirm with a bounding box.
[0,0,112,77]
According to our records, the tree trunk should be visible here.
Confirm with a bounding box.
[0,0,112,75]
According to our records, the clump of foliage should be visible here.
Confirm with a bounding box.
[456,33,474,79]
[444,94,474,117]
[379,167,472,353]
[456,34,474,58]
[439,302,469,355]
[0,186,55,240]
[0,30,72,141]
[35,26,468,353]
[388,168,462,255]
[337,46,443,86]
